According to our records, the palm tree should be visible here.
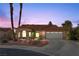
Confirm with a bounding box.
[10,3,16,41]
[18,3,23,27]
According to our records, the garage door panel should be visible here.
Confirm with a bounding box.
[46,32,63,39]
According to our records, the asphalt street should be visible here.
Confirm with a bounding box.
[0,48,48,56]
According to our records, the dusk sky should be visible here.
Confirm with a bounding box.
[0,3,79,28]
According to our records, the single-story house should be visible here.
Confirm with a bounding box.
[16,22,65,40]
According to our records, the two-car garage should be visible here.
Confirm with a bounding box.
[46,32,63,39]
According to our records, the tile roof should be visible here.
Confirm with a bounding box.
[18,24,63,32]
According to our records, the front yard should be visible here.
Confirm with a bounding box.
[1,39,79,56]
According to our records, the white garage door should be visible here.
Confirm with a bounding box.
[46,32,63,39]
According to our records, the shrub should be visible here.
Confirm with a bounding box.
[32,40,40,45]
[68,29,78,41]
[1,40,8,43]
[38,40,48,47]
[40,40,48,45]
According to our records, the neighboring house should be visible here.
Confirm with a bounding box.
[16,22,64,40]
[0,28,11,41]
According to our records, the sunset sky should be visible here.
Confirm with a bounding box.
[0,3,79,28]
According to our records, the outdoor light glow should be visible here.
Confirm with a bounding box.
[42,31,45,35]
[36,32,40,37]
[22,30,26,37]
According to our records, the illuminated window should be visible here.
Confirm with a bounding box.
[18,32,20,38]
[29,32,31,37]
[36,32,39,37]
[22,30,26,37]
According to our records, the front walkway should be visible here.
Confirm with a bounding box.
[0,39,79,56]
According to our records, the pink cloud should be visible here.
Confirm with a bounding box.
[0,17,18,28]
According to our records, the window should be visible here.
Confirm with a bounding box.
[18,32,20,38]
[29,32,31,37]
[22,30,26,37]
[36,32,39,37]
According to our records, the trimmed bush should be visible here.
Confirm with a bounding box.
[32,40,40,45]
[1,40,8,43]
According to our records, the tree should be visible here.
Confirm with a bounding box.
[68,24,79,41]
[48,21,52,25]
[18,3,23,27]
[62,20,72,31]
[68,30,77,40]
[62,20,73,40]
[9,3,23,41]
[74,24,79,40]
[10,3,16,41]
